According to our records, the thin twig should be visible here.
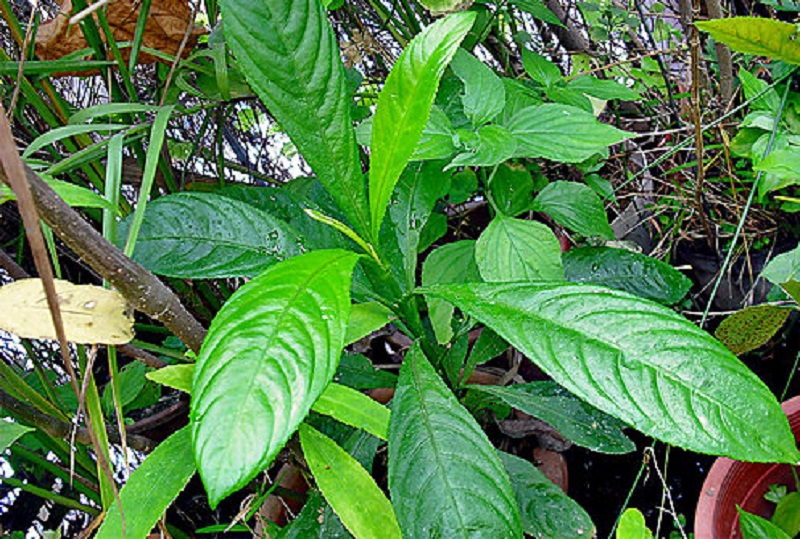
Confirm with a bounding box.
[7,0,38,118]
[690,0,714,248]
[158,2,198,107]
[69,0,112,25]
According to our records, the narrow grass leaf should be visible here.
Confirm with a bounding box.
[96,426,196,539]
[312,382,390,440]
[300,424,401,539]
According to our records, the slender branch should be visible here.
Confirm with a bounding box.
[0,162,207,353]
[691,0,714,247]
[543,0,595,56]
[0,249,28,280]
[117,343,168,369]
[126,400,188,435]
[0,387,157,453]
[704,0,734,104]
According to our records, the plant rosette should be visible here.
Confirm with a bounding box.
[696,395,800,538]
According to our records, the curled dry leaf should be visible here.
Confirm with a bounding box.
[0,279,133,344]
[35,0,205,69]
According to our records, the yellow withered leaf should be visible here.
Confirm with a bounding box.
[0,279,134,344]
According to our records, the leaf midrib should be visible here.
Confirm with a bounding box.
[409,357,470,537]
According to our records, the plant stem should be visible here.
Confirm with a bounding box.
[701,79,794,327]
[2,476,100,516]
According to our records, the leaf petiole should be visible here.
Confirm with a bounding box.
[304,208,383,268]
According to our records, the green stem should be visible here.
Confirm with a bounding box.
[11,444,100,504]
[131,339,189,361]
[20,339,63,411]
[0,359,68,421]
[31,432,98,481]
[2,476,100,516]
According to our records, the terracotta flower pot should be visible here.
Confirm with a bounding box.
[695,395,800,538]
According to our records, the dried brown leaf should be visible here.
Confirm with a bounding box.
[35,0,205,68]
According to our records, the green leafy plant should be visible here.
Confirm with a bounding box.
[5,1,800,537]
[144,2,798,536]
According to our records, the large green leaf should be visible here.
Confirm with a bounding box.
[546,86,594,113]
[450,49,505,127]
[369,12,475,239]
[474,382,634,453]
[218,184,351,250]
[388,343,523,538]
[761,0,800,11]
[475,215,564,282]
[498,451,594,539]
[773,492,800,537]
[413,107,459,160]
[421,240,482,343]
[521,48,562,87]
[505,104,630,163]
[489,163,535,217]
[567,76,641,101]
[463,328,508,381]
[763,244,800,302]
[219,0,370,237]
[532,181,614,239]
[118,192,302,278]
[345,302,395,344]
[147,364,194,393]
[616,509,653,539]
[419,282,800,462]
[96,426,196,539]
[277,491,350,538]
[335,354,398,390]
[101,361,149,416]
[563,246,692,305]
[300,424,401,539]
[418,0,471,15]
[755,147,800,195]
[739,69,781,113]
[501,79,544,124]
[191,250,359,507]
[696,18,800,65]
[511,0,563,26]
[738,508,793,539]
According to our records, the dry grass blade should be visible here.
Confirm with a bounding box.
[0,104,76,391]
[0,105,123,531]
